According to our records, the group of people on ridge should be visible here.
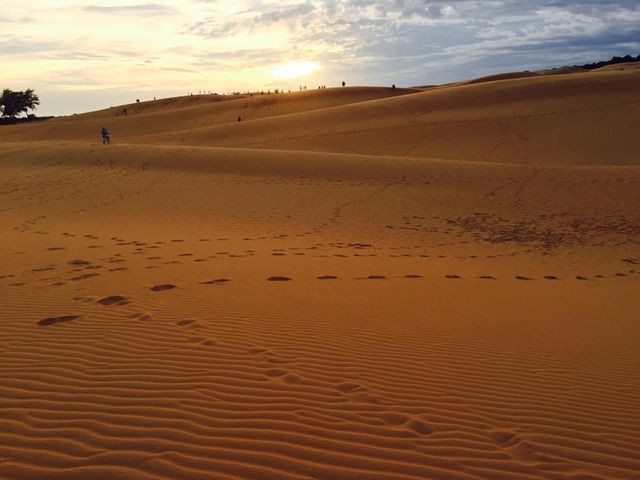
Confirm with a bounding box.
[100,80,355,145]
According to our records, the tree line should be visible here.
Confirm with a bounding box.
[575,54,639,70]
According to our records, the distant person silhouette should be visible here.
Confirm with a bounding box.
[342,81,346,87]
[101,127,111,145]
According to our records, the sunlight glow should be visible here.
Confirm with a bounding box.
[272,62,320,80]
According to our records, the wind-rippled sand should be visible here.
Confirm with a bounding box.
[1,65,639,479]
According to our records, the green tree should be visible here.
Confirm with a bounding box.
[0,89,40,119]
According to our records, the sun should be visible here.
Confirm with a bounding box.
[272,62,320,80]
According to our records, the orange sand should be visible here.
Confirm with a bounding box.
[1,66,639,480]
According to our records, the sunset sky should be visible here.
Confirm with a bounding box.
[2,1,639,116]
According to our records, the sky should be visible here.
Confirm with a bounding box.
[1,0,639,116]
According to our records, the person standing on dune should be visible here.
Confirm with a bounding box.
[101,127,111,145]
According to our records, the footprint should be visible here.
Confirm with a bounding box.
[69,273,99,281]
[267,276,292,282]
[445,275,461,279]
[575,276,589,281]
[317,275,338,280]
[176,319,195,327]
[543,275,559,280]
[489,430,521,447]
[282,373,302,384]
[515,275,533,281]
[367,275,386,280]
[67,259,91,266]
[263,353,287,364]
[479,275,496,280]
[407,419,434,435]
[404,274,423,279]
[32,266,56,273]
[379,412,409,426]
[151,284,177,292]
[37,315,81,326]
[201,278,230,285]
[337,382,363,393]
[97,295,129,306]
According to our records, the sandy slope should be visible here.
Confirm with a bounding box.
[0,87,416,145]
[4,69,638,165]
[1,67,639,480]
[140,68,637,165]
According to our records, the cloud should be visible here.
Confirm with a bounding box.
[83,3,178,15]
[0,37,61,55]
[188,3,316,38]
[183,0,640,83]
[0,15,35,25]
[4,0,640,115]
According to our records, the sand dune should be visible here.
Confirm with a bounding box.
[3,68,637,165]
[1,66,639,480]
[594,61,640,72]
[0,87,416,145]
[138,68,637,165]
